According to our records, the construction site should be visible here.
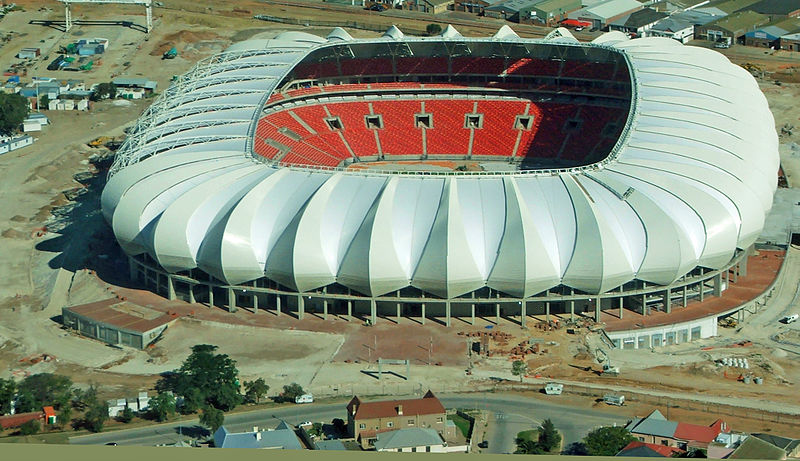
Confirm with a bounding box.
[0,0,799,443]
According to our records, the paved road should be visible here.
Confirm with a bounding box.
[69,393,627,450]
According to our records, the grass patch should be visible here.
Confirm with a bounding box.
[0,431,74,444]
[447,414,471,438]
[516,429,538,443]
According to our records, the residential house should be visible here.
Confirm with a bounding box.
[751,433,800,458]
[729,435,787,460]
[695,10,771,43]
[212,421,304,449]
[707,431,749,458]
[616,440,685,457]
[740,0,800,21]
[373,427,447,453]
[625,409,728,450]
[608,8,668,36]
[567,0,644,30]
[346,390,451,448]
[744,18,800,47]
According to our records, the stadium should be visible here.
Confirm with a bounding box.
[101,25,779,342]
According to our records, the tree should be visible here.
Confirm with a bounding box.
[538,418,561,452]
[156,344,242,412]
[17,373,72,411]
[0,93,29,135]
[244,378,269,404]
[583,426,636,456]
[148,392,176,422]
[39,94,50,111]
[18,419,40,436]
[83,400,109,433]
[426,23,442,36]
[117,407,135,423]
[515,438,545,454]
[14,389,36,413]
[0,378,16,415]
[90,82,116,101]
[511,360,527,382]
[199,405,224,433]
[59,405,72,428]
[72,385,99,411]
[280,383,305,403]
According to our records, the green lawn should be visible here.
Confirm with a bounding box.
[447,414,472,438]
[517,429,539,443]
[0,431,75,444]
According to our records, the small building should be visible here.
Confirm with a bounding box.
[729,435,788,460]
[314,440,347,451]
[213,421,304,449]
[17,48,41,59]
[484,0,540,21]
[112,77,158,94]
[626,409,728,450]
[62,299,180,349]
[780,31,800,50]
[750,434,800,458]
[405,0,453,14]
[695,10,771,43]
[23,120,42,132]
[453,0,501,14]
[0,135,34,155]
[567,0,644,30]
[616,440,685,457]
[608,8,668,36]
[707,0,761,15]
[43,406,57,425]
[373,427,447,453]
[649,16,695,42]
[742,0,800,21]
[529,0,581,25]
[744,18,800,47]
[347,390,452,449]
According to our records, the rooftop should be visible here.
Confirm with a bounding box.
[584,0,643,19]
[729,435,787,459]
[617,441,685,457]
[373,427,444,450]
[348,390,445,420]
[743,0,800,15]
[613,8,667,28]
[705,9,770,31]
[212,422,303,449]
[63,298,179,334]
[626,409,726,444]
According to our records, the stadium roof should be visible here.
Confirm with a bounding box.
[102,25,779,299]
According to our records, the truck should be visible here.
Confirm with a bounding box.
[295,394,314,404]
[781,314,799,324]
[162,47,177,60]
[713,37,732,49]
[603,394,625,406]
[544,383,563,395]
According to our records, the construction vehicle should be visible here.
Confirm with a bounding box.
[544,382,563,395]
[596,348,620,376]
[719,317,738,328]
[88,136,112,148]
[162,47,177,60]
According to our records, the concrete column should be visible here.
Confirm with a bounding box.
[699,281,705,302]
[569,288,575,321]
[298,294,305,320]
[421,302,426,325]
[128,257,138,282]
[155,272,161,295]
[545,300,550,323]
[370,298,377,325]
[732,266,738,284]
[739,254,748,277]
[520,301,526,328]
[397,291,402,323]
[664,289,671,314]
[471,292,476,325]
[167,275,175,301]
[188,284,195,304]
[682,286,687,307]
[725,268,730,286]
[594,297,601,322]
[618,297,623,319]
[323,288,328,320]
[253,293,259,314]
[713,273,723,297]
[495,292,501,323]
[208,285,214,308]
[276,294,282,315]
[445,300,451,327]
[116,329,121,345]
[228,288,237,313]
[347,299,352,319]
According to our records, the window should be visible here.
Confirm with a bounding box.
[411,447,417,453]
[661,440,669,446]
[515,115,534,131]
[465,114,483,129]
[426,446,431,452]
[638,437,645,442]
[325,117,343,131]
[436,417,443,423]
[415,113,432,129]
[365,114,383,129]
[408,419,414,425]
[387,422,394,428]
[359,423,366,429]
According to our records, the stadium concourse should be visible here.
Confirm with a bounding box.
[101,25,780,346]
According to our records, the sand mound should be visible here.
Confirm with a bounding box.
[2,229,27,239]
[150,30,224,56]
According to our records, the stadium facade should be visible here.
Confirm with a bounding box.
[102,26,779,335]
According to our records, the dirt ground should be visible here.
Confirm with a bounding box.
[1,0,800,432]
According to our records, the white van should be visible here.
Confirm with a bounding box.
[603,394,625,406]
[295,394,314,404]
[781,314,799,324]
[544,383,564,395]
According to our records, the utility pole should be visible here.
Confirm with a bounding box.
[429,336,433,365]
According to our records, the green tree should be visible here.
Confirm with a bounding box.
[156,344,242,412]
[148,392,176,422]
[426,23,442,36]
[18,419,40,436]
[583,426,636,456]
[0,378,16,415]
[117,407,135,423]
[244,378,269,404]
[281,383,305,402]
[83,399,109,433]
[39,94,50,111]
[72,385,98,411]
[59,405,72,428]
[511,360,526,382]
[90,82,117,101]
[0,93,29,135]
[515,438,545,454]
[538,418,561,452]
[17,373,72,411]
[199,405,224,433]
[14,389,36,413]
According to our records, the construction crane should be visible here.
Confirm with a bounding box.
[596,348,620,376]
[58,0,153,33]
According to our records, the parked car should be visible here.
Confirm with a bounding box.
[299,421,312,427]
[478,441,489,449]
[295,393,314,404]
[367,3,386,11]
[575,27,584,31]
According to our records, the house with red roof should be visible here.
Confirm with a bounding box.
[346,390,454,448]
[43,406,57,425]
[625,409,728,451]
[617,440,686,457]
